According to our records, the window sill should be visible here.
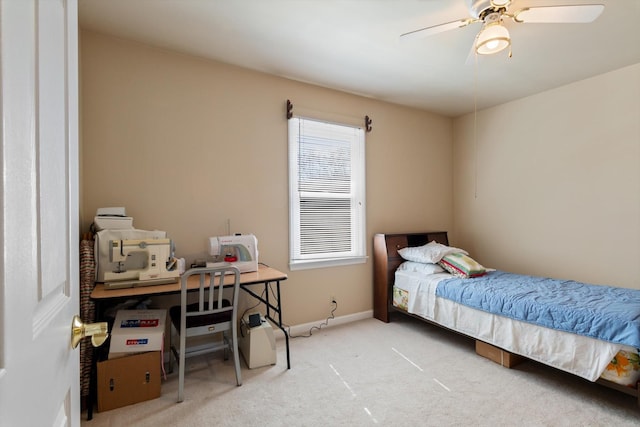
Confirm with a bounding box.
[289,256,368,271]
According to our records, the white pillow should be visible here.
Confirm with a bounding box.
[397,261,445,275]
[397,241,468,264]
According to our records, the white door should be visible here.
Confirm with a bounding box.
[0,1,80,426]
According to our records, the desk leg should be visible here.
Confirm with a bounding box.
[86,298,106,420]
[266,317,290,369]
[265,283,271,321]
[87,346,97,420]
[284,325,290,369]
[275,281,290,370]
[268,280,290,370]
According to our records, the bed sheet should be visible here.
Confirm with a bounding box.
[437,270,640,348]
[394,270,638,383]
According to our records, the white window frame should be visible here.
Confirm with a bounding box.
[288,116,367,270]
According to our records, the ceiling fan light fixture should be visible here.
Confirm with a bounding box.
[475,22,511,55]
[490,0,510,7]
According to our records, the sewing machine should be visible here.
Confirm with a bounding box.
[103,238,179,289]
[207,234,258,273]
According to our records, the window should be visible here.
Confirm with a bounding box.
[288,117,366,270]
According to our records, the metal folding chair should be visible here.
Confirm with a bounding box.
[169,266,242,402]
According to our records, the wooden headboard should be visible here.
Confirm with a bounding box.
[373,231,449,322]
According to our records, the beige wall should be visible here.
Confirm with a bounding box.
[452,63,640,289]
[80,31,453,325]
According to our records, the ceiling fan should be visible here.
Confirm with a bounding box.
[401,0,605,56]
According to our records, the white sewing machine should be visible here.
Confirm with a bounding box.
[103,238,179,289]
[207,234,258,273]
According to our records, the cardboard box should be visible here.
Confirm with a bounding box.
[97,351,161,412]
[475,340,525,368]
[109,309,166,357]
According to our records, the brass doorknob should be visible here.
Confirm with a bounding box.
[71,315,108,349]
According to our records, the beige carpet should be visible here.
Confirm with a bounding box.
[83,315,639,426]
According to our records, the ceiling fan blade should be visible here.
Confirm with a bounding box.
[513,4,604,23]
[400,18,476,41]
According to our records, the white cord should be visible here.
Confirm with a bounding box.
[473,47,479,200]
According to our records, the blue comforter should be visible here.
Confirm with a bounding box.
[436,271,640,348]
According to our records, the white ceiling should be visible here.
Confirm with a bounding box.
[78,0,640,117]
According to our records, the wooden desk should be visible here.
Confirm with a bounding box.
[91,264,290,368]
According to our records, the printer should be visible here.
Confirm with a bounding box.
[92,207,133,231]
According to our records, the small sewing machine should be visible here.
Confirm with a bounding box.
[103,238,179,289]
[207,234,258,273]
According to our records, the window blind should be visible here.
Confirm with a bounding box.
[288,117,366,269]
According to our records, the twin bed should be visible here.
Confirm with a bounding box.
[373,231,640,405]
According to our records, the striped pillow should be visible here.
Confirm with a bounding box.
[439,253,486,278]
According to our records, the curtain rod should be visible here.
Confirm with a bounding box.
[286,99,372,132]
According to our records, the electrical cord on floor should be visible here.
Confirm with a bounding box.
[284,299,337,338]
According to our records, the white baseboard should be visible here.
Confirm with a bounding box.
[272,310,373,339]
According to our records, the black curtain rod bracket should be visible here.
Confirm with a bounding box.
[286,99,293,119]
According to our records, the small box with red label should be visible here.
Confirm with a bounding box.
[108,309,166,358]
